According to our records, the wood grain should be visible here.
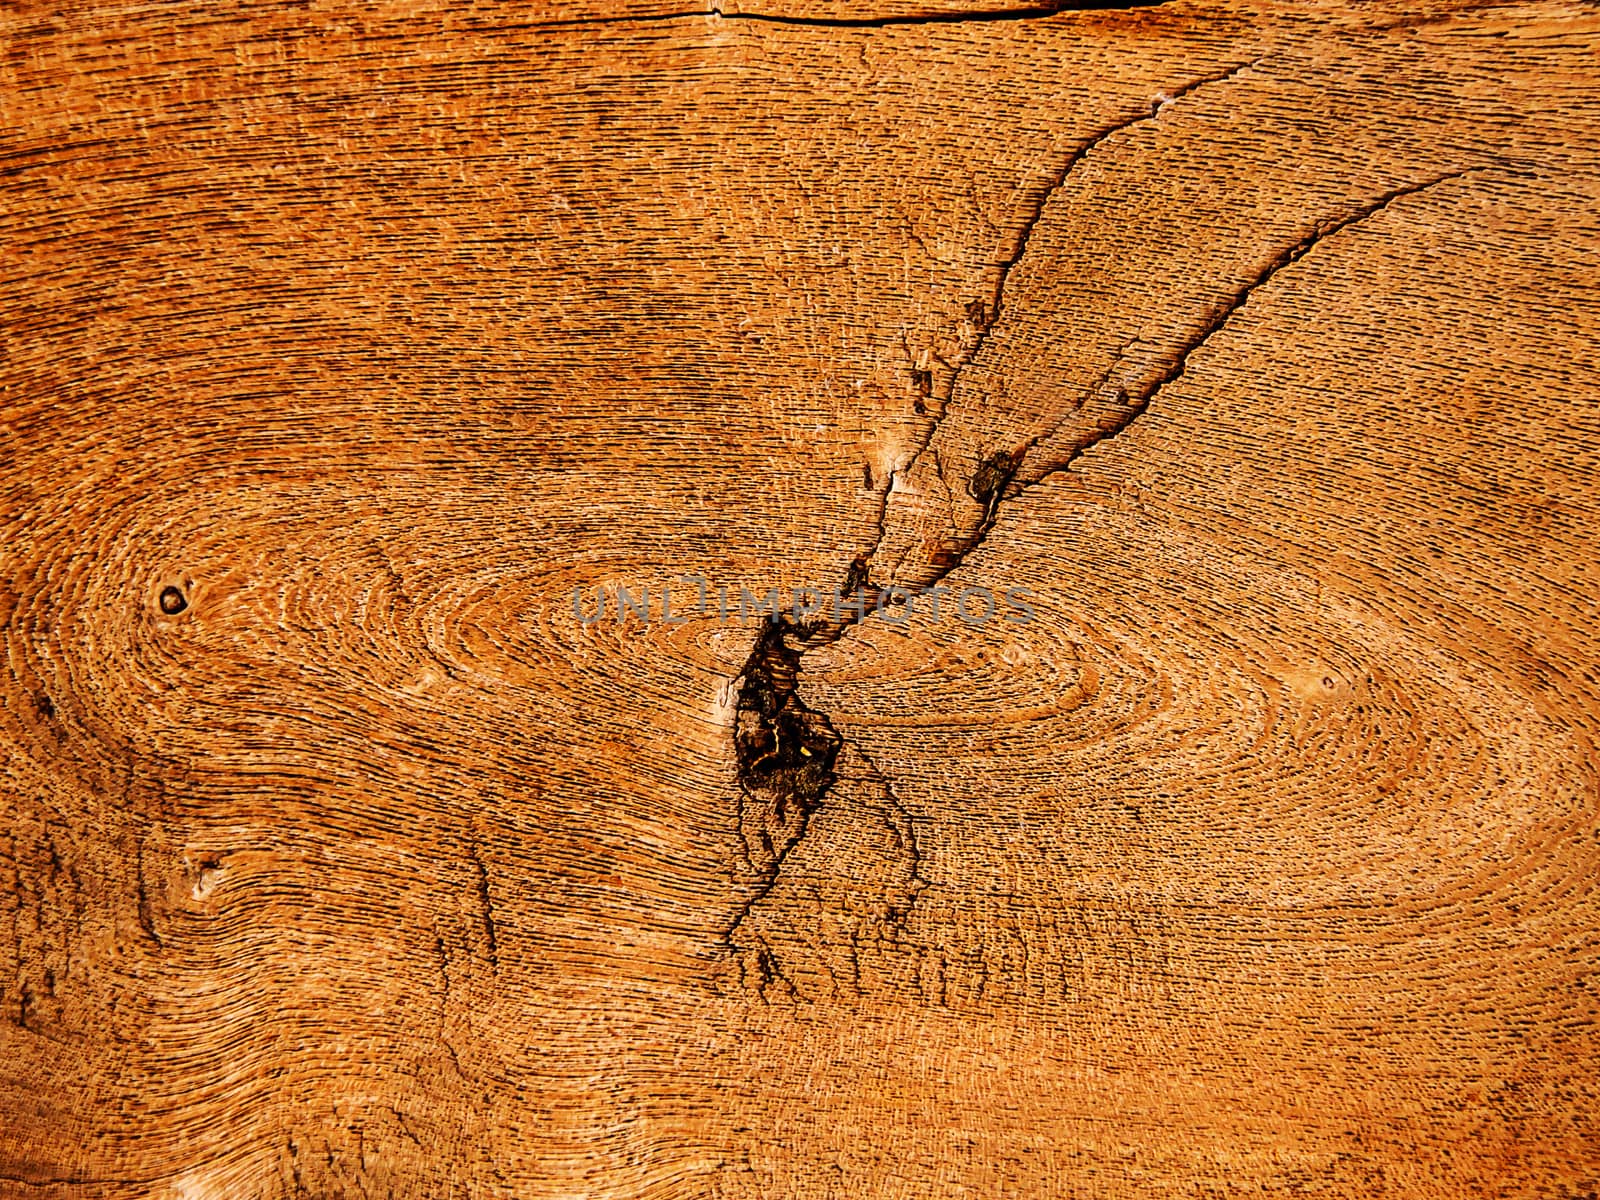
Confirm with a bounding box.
[3,0,1598,1195]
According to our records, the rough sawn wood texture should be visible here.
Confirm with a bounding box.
[3,0,1599,1195]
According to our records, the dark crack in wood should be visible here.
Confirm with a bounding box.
[513,0,1177,33]
[862,57,1260,567]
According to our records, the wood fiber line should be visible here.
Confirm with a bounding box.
[2,0,1598,1197]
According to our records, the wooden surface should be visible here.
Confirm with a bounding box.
[4,0,1599,1195]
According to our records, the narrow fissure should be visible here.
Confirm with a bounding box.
[518,0,1174,34]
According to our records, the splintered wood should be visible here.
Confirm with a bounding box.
[3,0,1598,1195]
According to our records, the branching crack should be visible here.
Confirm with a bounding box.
[982,58,1263,350]
[723,62,1493,990]
[863,56,1259,565]
[723,59,1262,974]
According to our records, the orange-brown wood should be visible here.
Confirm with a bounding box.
[3,0,1598,1195]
